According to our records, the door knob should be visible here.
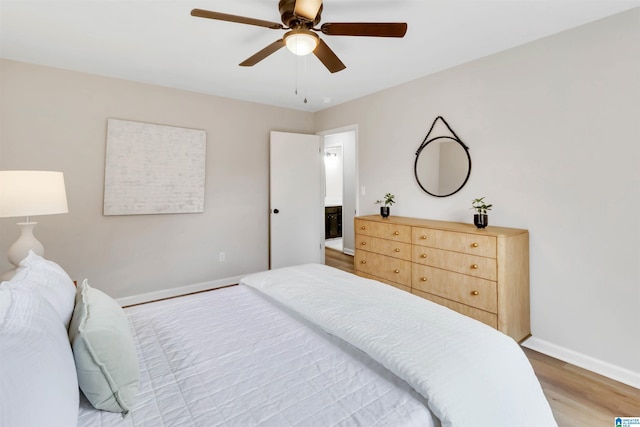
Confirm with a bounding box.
[273,209,280,214]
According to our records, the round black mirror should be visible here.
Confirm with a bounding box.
[414,117,471,197]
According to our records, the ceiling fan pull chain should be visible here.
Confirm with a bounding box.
[303,55,308,103]
[294,53,299,96]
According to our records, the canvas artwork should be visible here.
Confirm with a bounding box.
[103,118,206,215]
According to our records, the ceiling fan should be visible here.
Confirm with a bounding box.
[191,0,407,73]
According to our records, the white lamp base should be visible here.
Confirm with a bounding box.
[8,221,44,264]
[2,222,44,282]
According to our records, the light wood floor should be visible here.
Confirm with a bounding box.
[325,248,640,427]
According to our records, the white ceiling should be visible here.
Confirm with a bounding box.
[1,1,638,112]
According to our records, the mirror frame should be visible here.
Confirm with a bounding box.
[414,117,472,198]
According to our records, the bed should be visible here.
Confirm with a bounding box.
[1,253,556,427]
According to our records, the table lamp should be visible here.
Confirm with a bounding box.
[0,170,68,280]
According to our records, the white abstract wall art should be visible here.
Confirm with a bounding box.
[103,118,206,216]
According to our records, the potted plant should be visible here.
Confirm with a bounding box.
[471,197,492,229]
[375,193,395,218]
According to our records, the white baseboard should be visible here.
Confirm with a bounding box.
[522,336,640,389]
[116,275,244,307]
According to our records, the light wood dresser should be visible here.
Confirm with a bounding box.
[354,215,530,342]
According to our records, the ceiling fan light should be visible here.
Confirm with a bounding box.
[284,31,319,56]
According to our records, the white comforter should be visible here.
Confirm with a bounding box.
[78,281,436,426]
[240,264,557,427]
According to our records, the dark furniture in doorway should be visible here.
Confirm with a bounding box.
[325,206,342,239]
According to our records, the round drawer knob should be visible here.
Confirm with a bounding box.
[420,235,427,240]
[360,260,367,264]
[471,291,479,296]
[420,254,427,258]
[394,248,400,252]
[471,264,479,269]
[361,242,366,245]
[421,277,427,282]
[472,243,479,248]
[361,226,366,230]
[394,269,400,273]
[394,231,400,235]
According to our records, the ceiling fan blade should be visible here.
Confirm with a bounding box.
[294,0,322,21]
[191,9,284,30]
[239,39,286,67]
[320,22,407,37]
[313,39,346,73]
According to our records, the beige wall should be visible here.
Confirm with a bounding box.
[315,9,640,385]
[0,59,314,298]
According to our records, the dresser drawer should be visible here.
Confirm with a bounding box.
[412,264,497,313]
[413,289,498,329]
[412,246,497,281]
[356,235,412,261]
[412,227,496,258]
[356,271,411,293]
[355,250,411,287]
[355,219,411,243]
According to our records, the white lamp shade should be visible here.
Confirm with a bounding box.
[285,31,319,56]
[0,171,69,218]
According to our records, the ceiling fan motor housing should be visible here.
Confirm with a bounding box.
[279,0,322,28]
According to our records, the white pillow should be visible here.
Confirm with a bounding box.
[6,251,76,328]
[68,279,139,415]
[0,285,79,426]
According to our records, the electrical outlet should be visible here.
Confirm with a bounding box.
[219,252,226,262]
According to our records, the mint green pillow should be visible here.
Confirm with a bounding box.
[68,279,139,415]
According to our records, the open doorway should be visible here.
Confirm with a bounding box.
[321,126,357,258]
[324,144,343,251]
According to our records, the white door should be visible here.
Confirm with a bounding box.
[270,131,324,269]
